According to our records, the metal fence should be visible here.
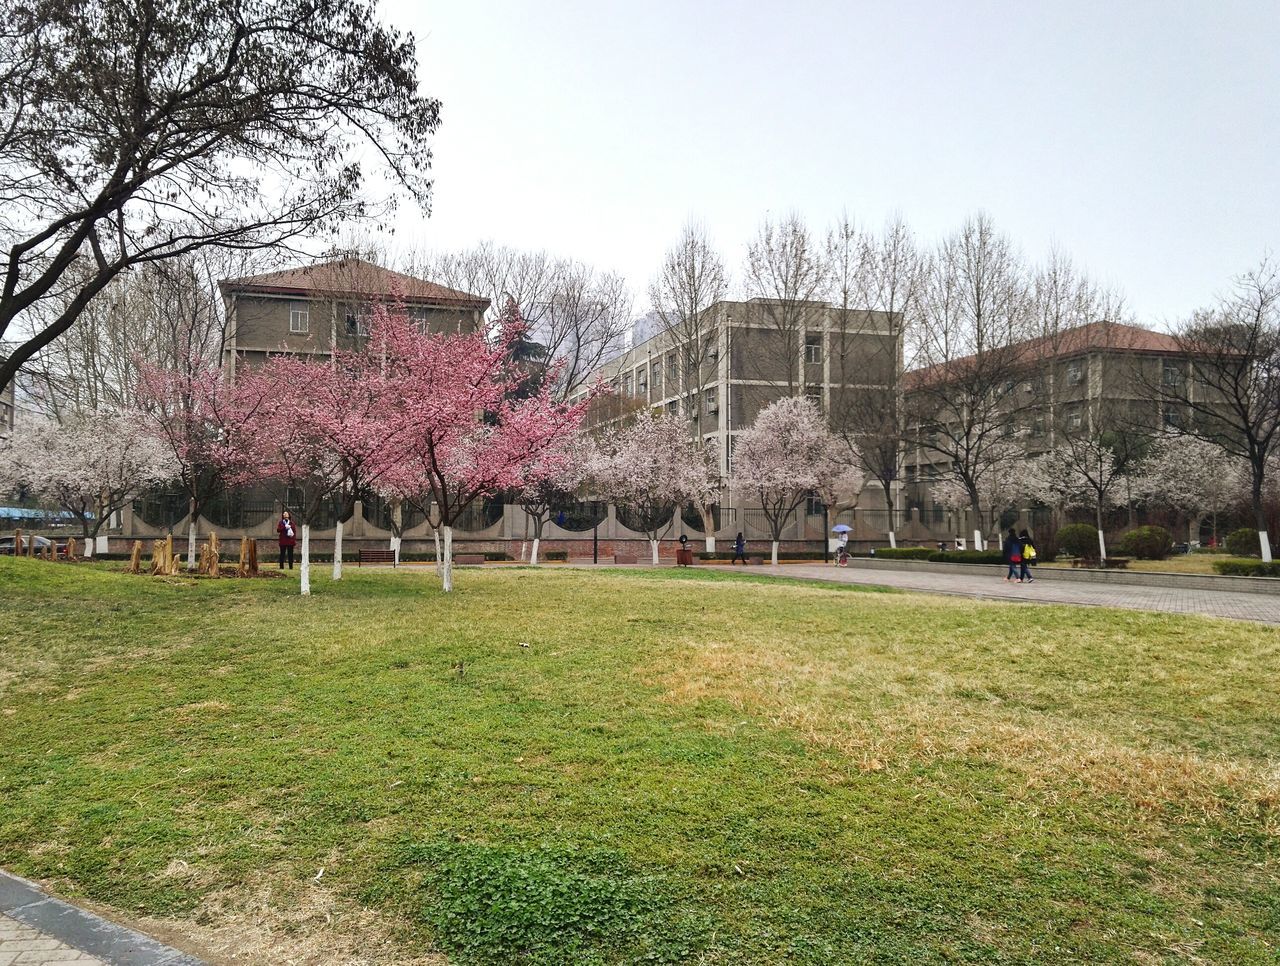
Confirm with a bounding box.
[551,500,608,532]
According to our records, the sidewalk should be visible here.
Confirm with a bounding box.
[0,872,202,966]
[765,564,1280,624]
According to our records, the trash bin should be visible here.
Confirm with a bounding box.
[676,547,694,567]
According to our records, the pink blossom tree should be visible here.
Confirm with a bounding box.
[734,398,844,565]
[0,411,175,555]
[591,411,721,564]
[380,309,587,591]
[136,360,258,569]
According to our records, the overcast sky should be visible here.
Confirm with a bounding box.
[382,0,1279,327]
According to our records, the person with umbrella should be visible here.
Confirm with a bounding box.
[832,523,851,566]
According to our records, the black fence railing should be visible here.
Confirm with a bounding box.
[205,492,278,530]
[551,500,607,532]
[615,505,673,534]
[452,498,503,533]
[362,495,427,533]
[132,489,188,529]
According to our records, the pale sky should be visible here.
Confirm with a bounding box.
[380,0,1280,328]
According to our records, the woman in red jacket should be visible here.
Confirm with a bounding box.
[276,510,297,569]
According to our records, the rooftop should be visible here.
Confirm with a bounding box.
[220,257,489,309]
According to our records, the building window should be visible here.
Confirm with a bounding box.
[637,371,647,394]
[805,333,822,364]
[1031,415,1046,437]
[666,400,678,416]
[1066,409,1083,431]
[409,307,429,331]
[622,375,632,397]
[667,354,677,380]
[289,303,310,334]
[806,387,823,411]
[805,492,825,517]
[1163,407,1184,429]
[1066,362,1083,385]
[1162,363,1183,387]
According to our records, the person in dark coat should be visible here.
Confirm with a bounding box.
[731,532,747,565]
[1018,529,1036,583]
[1002,526,1023,582]
[277,510,297,569]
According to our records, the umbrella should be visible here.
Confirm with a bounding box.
[831,524,852,533]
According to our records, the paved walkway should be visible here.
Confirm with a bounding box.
[766,564,1280,624]
[0,873,201,966]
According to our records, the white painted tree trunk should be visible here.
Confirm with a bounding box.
[187,521,197,570]
[96,535,109,555]
[84,534,95,559]
[650,539,659,565]
[531,537,540,565]
[300,524,311,596]
[888,531,897,549]
[1097,528,1107,561]
[390,535,401,566]
[332,519,344,580]
[441,525,454,592]
[432,528,443,576]
[973,528,983,552]
[705,535,715,553]
[1261,531,1272,563]
[771,540,780,566]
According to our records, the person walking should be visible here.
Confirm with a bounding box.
[277,510,297,570]
[1002,526,1023,582]
[1018,529,1036,582]
[731,531,747,565]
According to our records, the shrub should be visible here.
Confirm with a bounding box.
[928,550,1004,565]
[1213,558,1280,577]
[1117,525,1174,560]
[544,550,568,561]
[871,547,933,560]
[1225,527,1264,558]
[1056,523,1100,559]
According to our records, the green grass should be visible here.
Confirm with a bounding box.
[0,558,1277,963]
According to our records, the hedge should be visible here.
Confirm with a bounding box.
[1213,558,1280,578]
[1225,528,1264,558]
[696,550,830,561]
[542,550,569,561]
[1117,525,1173,560]
[1057,523,1100,559]
[869,547,933,560]
[927,550,1005,565]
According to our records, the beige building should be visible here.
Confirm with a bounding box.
[577,298,901,536]
[220,257,489,377]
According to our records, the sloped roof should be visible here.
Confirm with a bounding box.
[220,257,489,309]
[905,320,1183,390]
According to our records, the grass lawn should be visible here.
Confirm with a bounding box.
[1,558,1277,964]
[1044,555,1235,575]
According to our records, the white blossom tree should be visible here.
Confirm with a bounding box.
[1025,435,1138,561]
[735,398,844,565]
[591,412,714,564]
[1135,436,1250,546]
[0,412,175,555]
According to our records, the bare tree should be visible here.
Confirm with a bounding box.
[826,213,919,545]
[905,214,1031,549]
[0,0,440,397]
[742,213,829,394]
[1143,259,1280,561]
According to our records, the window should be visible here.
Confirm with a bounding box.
[805,333,822,364]
[289,303,310,334]
[1067,409,1083,431]
[409,307,429,331]
[1066,362,1083,385]
[705,337,719,363]
[667,354,677,380]
[637,371,647,394]
[622,375,632,397]
[666,400,678,416]
[344,303,372,336]
[1032,415,1046,437]
[805,493,825,517]
[1162,363,1183,387]
[1163,407,1184,429]
[1026,376,1044,395]
[806,387,823,411]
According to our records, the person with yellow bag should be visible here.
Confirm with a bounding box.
[1018,529,1037,582]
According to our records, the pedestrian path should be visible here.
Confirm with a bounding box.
[0,873,201,966]
[767,564,1280,624]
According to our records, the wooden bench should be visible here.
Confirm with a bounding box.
[358,548,396,567]
[454,554,487,565]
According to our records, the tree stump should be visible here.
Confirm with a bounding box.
[64,537,79,562]
[208,532,221,577]
[127,540,143,574]
[247,538,258,576]
[26,532,36,558]
[12,528,21,556]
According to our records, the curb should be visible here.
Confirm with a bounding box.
[0,870,204,965]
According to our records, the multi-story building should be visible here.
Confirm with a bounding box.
[0,357,14,440]
[577,298,901,531]
[220,257,489,377]
[901,320,1196,537]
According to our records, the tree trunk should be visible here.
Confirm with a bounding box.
[697,506,716,553]
[883,482,896,550]
[531,536,541,565]
[390,535,401,566]
[332,518,344,580]
[650,539,659,565]
[441,525,454,592]
[432,527,443,576]
[300,524,311,596]
[770,540,780,566]
[888,531,898,549]
[1252,475,1272,562]
[187,520,198,571]
[1094,502,1107,561]
[390,500,403,565]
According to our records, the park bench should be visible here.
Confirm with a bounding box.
[358,548,397,567]
[454,553,487,565]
